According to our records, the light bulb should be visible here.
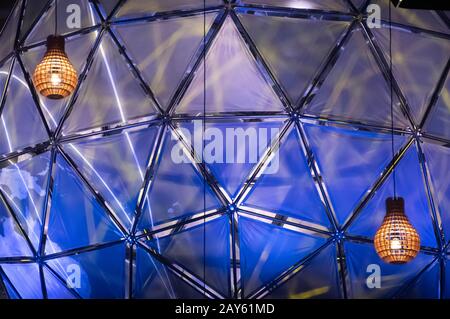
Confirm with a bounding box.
[390,238,402,250]
[33,35,77,100]
[51,73,62,86]
[374,197,420,264]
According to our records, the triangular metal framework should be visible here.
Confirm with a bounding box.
[0,0,448,299]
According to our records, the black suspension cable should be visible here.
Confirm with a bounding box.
[389,0,397,198]
[54,0,58,35]
[202,0,206,298]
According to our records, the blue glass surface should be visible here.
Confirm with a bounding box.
[0,1,21,61]
[243,126,330,227]
[1,272,20,299]
[138,128,222,230]
[44,266,77,299]
[446,257,450,299]
[0,196,33,257]
[134,246,206,299]
[373,27,450,123]
[114,13,217,109]
[46,243,126,298]
[175,17,285,115]
[425,75,450,140]
[265,242,342,299]
[304,123,406,225]
[239,215,328,297]
[178,119,286,199]
[422,142,450,241]
[25,0,100,46]
[0,151,50,250]
[0,62,48,156]
[63,126,159,229]
[45,153,123,254]
[397,259,440,299]
[344,241,435,298]
[1,263,43,299]
[62,32,158,134]
[147,214,230,296]
[0,58,12,95]
[0,0,448,299]
[238,11,349,104]
[305,28,409,129]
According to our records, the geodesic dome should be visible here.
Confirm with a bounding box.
[0,0,449,299]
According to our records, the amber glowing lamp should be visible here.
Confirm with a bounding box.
[374,197,420,264]
[33,35,77,100]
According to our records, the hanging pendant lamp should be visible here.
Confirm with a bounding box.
[33,0,77,100]
[33,35,77,99]
[374,197,420,264]
[374,1,420,264]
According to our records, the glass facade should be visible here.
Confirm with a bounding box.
[0,0,448,298]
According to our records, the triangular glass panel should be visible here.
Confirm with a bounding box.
[1,273,20,299]
[238,12,349,104]
[19,0,51,41]
[147,215,230,297]
[21,30,98,131]
[44,266,77,299]
[446,257,450,299]
[175,17,285,115]
[138,128,222,230]
[62,126,159,230]
[46,243,126,298]
[264,243,341,299]
[372,27,450,124]
[422,141,450,241]
[0,151,51,250]
[0,195,33,257]
[62,32,158,135]
[0,0,21,62]
[134,246,206,299]
[397,258,440,299]
[0,61,48,156]
[348,145,437,248]
[424,74,450,140]
[25,0,100,46]
[114,13,216,109]
[45,153,123,254]
[243,126,331,227]
[303,123,407,226]
[344,241,435,298]
[372,0,449,34]
[350,0,366,10]
[239,215,328,297]
[238,0,351,11]
[0,58,13,95]
[1,263,43,299]
[115,0,223,19]
[98,0,120,18]
[177,119,285,199]
[304,28,409,129]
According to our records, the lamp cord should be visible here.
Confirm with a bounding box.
[389,0,397,199]
[54,0,58,35]
[202,0,206,298]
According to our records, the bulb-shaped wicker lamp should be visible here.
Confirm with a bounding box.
[374,197,420,264]
[33,35,77,100]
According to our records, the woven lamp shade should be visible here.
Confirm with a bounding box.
[33,35,77,100]
[374,197,420,264]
